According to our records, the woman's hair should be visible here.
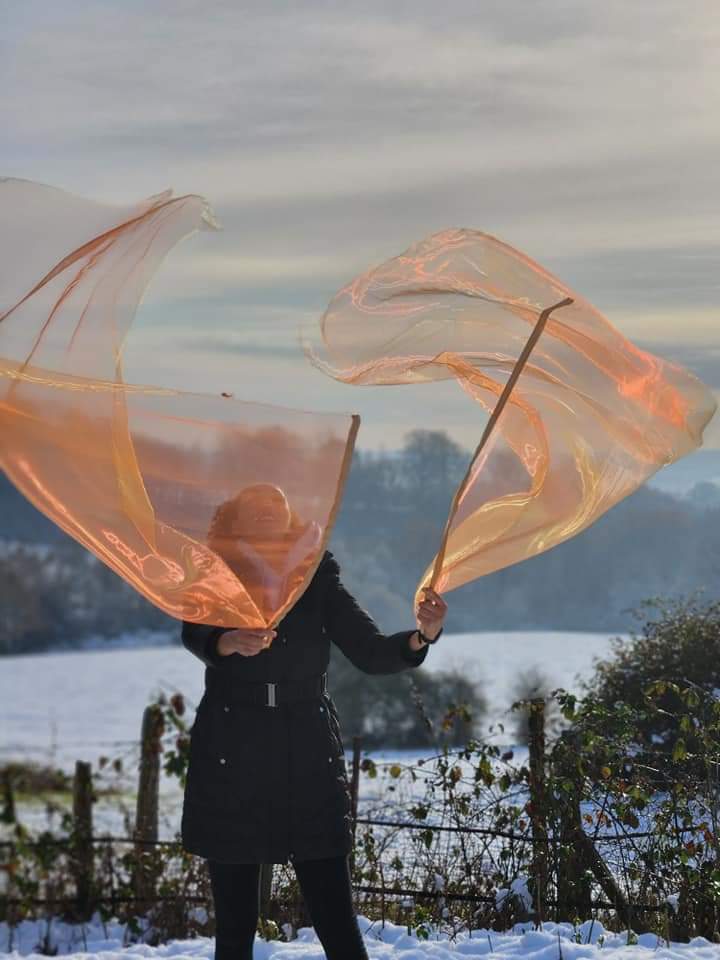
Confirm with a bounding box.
[206,484,306,544]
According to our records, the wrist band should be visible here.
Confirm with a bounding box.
[417,626,443,645]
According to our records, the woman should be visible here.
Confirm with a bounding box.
[180,483,448,960]
[204,483,323,624]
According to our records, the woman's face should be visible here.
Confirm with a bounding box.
[229,484,292,538]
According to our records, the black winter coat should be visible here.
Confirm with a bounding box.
[179,550,430,864]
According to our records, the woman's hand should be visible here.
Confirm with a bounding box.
[414,586,447,642]
[217,627,276,657]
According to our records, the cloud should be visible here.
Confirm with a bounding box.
[6,1,719,267]
[638,341,720,390]
[3,0,719,449]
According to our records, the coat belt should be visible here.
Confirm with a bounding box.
[208,671,328,708]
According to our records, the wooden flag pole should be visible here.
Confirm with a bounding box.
[427,296,574,592]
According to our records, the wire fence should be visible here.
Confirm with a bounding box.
[1,698,714,938]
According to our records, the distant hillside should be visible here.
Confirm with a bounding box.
[0,473,72,545]
[646,449,720,495]
[2,430,719,654]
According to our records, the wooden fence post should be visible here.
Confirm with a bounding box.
[1,768,16,824]
[528,698,548,924]
[574,831,634,931]
[555,735,592,922]
[133,703,164,913]
[349,736,362,875]
[258,864,273,918]
[72,760,94,920]
[553,733,634,929]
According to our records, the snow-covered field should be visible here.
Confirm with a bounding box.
[0,629,617,839]
[3,914,719,959]
[0,630,618,774]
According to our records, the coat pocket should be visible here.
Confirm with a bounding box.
[322,692,345,757]
[185,699,239,810]
[321,693,351,813]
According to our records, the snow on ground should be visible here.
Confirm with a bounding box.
[0,634,710,957]
[2,914,719,958]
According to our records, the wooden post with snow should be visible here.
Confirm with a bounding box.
[72,760,94,920]
[349,735,362,874]
[133,703,164,912]
[258,864,273,917]
[555,732,592,921]
[553,733,632,927]
[528,697,548,924]
[1,768,16,824]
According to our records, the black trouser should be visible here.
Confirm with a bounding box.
[206,853,369,960]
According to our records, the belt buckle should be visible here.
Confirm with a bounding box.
[265,682,277,708]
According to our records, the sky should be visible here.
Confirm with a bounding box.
[2,0,719,452]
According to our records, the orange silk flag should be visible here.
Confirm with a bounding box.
[0,179,359,630]
[304,228,717,609]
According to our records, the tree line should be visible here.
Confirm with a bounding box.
[1,428,719,659]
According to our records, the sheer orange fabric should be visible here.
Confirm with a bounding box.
[0,179,359,629]
[303,228,717,608]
